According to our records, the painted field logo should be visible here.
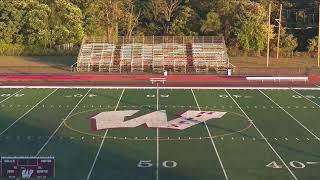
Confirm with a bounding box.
[91,110,226,131]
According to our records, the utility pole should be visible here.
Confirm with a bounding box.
[276,4,282,59]
[267,4,271,67]
[318,5,320,67]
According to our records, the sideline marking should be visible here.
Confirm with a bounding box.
[191,89,229,180]
[0,89,58,137]
[86,88,125,180]
[259,90,320,142]
[0,88,26,104]
[291,89,320,108]
[36,89,92,156]
[225,89,298,180]
[1,86,320,90]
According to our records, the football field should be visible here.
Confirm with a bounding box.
[0,86,320,180]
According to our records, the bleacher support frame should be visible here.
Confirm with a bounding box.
[76,36,230,73]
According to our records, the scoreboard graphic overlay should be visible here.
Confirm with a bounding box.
[0,157,55,179]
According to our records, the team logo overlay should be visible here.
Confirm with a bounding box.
[91,110,226,131]
[0,157,55,179]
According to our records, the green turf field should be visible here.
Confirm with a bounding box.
[0,87,320,180]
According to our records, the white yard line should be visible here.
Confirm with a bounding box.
[86,88,125,180]
[224,89,298,180]
[36,89,92,156]
[291,89,320,108]
[259,89,320,141]
[0,88,26,104]
[0,88,58,137]
[156,83,159,180]
[1,86,320,90]
[156,127,159,180]
[191,89,229,180]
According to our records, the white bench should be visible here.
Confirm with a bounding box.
[149,78,166,84]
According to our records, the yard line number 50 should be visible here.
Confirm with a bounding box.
[137,160,177,168]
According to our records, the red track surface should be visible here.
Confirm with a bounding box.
[0,75,319,88]
[0,75,248,82]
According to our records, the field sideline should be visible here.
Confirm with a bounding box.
[0,86,320,180]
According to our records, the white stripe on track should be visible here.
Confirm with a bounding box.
[225,89,298,180]
[291,89,320,108]
[0,88,58,137]
[260,89,320,142]
[191,89,229,180]
[36,89,92,156]
[0,88,26,104]
[86,88,125,180]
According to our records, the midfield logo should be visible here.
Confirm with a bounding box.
[21,169,34,178]
[91,110,226,131]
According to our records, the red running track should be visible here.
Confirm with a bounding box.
[0,75,248,83]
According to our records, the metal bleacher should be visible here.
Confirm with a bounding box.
[76,36,230,73]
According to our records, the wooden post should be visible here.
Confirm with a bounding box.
[267,4,271,67]
[277,4,282,59]
[318,5,320,67]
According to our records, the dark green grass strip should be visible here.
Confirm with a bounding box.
[263,90,320,138]
[158,89,227,180]
[296,90,320,109]
[229,89,320,180]
[0,89,90,156]
[0,88,23,102]
[88,89,157,180]
[38,89,122,180]
[192,89,294,180]
[0,89,54,140]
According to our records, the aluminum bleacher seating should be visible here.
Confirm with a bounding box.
[76,36,230,73]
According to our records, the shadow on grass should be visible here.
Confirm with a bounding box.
[22,56,77,66]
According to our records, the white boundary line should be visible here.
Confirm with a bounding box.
[0,87,26,104]
[291,89,320,108]
[0,86,320,90]
[191,89,229,180]
[259,89,320,141]
[156,83,159,180]
[224,89,298,180]
[86,88,125,180]
[0,88,58,137]
[36,89,92,156]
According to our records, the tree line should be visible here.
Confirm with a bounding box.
[0,0,319,56]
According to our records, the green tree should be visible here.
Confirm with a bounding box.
[274,28,298,57]
[22,1,51,47]
[200,11,221,35]
[122,0,141,39]
[169,6,199,35]
[149,0,182,34]
[0,0,24,44]
[233,1,268,55]
[307,36,318,54]
[49,0,84,45]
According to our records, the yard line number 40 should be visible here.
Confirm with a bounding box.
[266,161,316,169]
[137,160,177,168]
